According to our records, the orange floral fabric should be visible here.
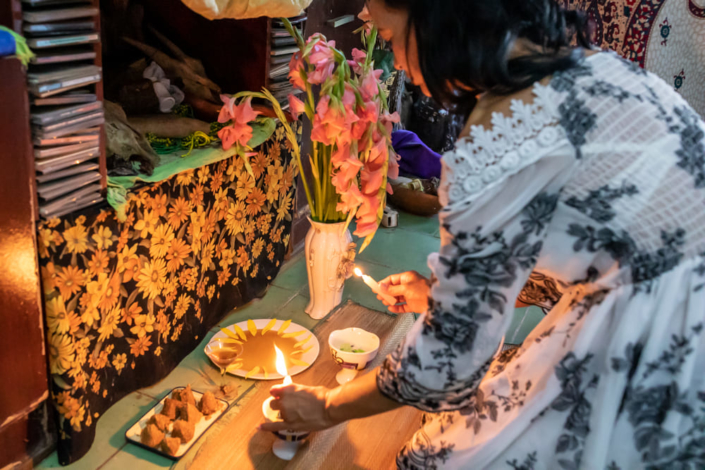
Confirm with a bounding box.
[37,124,298,464]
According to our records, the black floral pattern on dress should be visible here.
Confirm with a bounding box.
[550,63,594,93]
[567,224,636,263]
[457,379,533,436]
[612,323,705,469]
[507,451,538,470]
[672,106,705,189]
[645,84,705,190]
[561,291,608,347]
[522,194,561,235]
[378,192,560,412]
[567,225,686,285]
[694,253,705,292]
[565,182,639,223]
[583,80,645,104]
[397,418,456,470]
[492,345,520,377]
[551,352,599,470]
[378,344,493,412]
[557,91,598,159]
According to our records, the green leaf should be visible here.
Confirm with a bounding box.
[372,50,395,82]
[247,117,276,148]
[302,37,321,57]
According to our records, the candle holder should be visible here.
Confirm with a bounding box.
[262,396,310,460]
[328,328,379,385]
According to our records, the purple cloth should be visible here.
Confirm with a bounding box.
[392,130,442,179]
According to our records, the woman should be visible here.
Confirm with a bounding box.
[261,0,705,468]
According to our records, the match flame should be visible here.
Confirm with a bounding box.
[274,345,288,377]
[354,267,363,277]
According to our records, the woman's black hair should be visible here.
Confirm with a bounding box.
[381,0,591,109]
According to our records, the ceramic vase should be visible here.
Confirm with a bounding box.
[304,218,355,320]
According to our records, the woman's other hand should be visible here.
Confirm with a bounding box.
[259,384,336,433]
[378,271,431,314]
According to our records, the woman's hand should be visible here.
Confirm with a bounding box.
[378,271,431,314]
[259,384,337,433]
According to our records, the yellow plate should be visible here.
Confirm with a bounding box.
[208,319,320,380]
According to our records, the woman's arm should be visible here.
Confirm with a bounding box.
[259,366,402,433]
[377,142,576,412]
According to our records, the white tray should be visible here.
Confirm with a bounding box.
[125,387,229,460]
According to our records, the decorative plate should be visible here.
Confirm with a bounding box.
[209,319,320,380]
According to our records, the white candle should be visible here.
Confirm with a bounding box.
[354,268,397,305]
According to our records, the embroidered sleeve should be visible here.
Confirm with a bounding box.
[377,134,576,412]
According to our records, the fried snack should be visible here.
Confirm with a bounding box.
[180,385,196,406]
[161,398,179,420]
[171,389,182,401]
[198,391,220,416]
[161,436,181,456]
[171,419,195,444]
[140,423,164,447]
[148,413,172,432]
[179,402,203,424]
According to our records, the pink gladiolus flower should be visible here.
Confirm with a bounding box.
[218,123,252,150]
[352,120,369,141]
[336,184,365,214]
[331,142,352,165]
[288,94,306,119]
[360,69,383,101]
[368,136,389,163]
[354,221,378,237]
[332,161,363,192]
[218,94,237,123]
[306,36,337,85]
[312,96,347,146]
[381,111,400,135]
[341,84,356,111]
[307,62,335,85]
[308,37,336,66]
[217,96,260,150]
[347,48,367,74]
[353,194,381,236]
[231,96,260,125]
[288,51,306,90]
[360,167,384,193]
[358,100,379,124]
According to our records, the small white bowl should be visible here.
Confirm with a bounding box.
[328,328,380,385]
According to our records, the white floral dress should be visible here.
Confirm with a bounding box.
[377,51,705,470]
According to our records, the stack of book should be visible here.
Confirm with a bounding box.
[23,0,104,219]
[268,16,306,108]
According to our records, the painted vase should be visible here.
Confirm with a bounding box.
[304,218,355,320]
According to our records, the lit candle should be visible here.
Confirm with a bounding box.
[262,346,310,461]
[274,345,292,386]
[354,267,397,305]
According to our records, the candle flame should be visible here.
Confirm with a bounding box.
[274,345,288,377]
[354,267,363,277]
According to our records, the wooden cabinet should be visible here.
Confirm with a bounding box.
[0,57,53,469]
